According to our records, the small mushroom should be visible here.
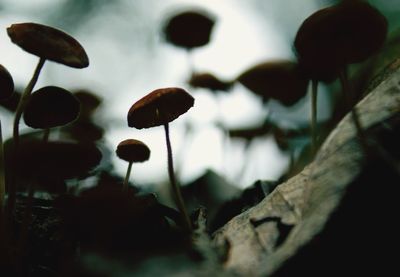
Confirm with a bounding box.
[294,1,387,154]
[163,10,215,50]
[188,72,233,92]
[237,60,308,106]
[7,22,89,146]
[127,87,194,231]
[6,139,102,181]
[116,139,150,190]
[0,65,14,100]
[163,9,216,75]
[0,64,14,210]
[23,86,80,141]
[73,89,102,120]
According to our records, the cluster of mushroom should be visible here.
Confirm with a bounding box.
[4,22,92,212]
[116,87,195,231]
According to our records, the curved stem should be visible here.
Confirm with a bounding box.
[123,162,133,190]
[164,123,192,232]
[8,57,45,217]
[339,68,369,156]
[310,79,318,155]
[13,58,46,147]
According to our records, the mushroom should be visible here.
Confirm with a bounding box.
[127,87,194,231]
[163,9,215,74]
[163,10,215,51]
[23,86,80,141]
[0,64,14,209]
[6,139,102,183]
[188,72,233,93]
[116,139,150,190]
[237,60,308,106]
[0,65,14,100]
[294,1,387,153]
[7,22,89,146]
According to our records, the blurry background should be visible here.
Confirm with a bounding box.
[0,0,398,190]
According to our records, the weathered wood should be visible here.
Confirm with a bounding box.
[212,59,400,276]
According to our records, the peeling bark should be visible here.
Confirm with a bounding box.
[212,59,400,276]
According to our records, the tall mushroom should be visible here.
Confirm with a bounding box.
[294,0,387,153]
[7,22,88,212]
[127,87,194,231]
[0,64,14,209]
[7,22,89,146]
[163,9,215,74]
[116,139,150,190]
[23,86,80,141]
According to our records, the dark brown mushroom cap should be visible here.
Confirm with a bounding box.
[237,61,308,106]
[116,139,151,163]
[163,10,215,49]
[73,89,102,118]
[23,86,80,129]
[294,1,387,82]
[7,22,89,68]
[0,64,14,100]
[127,87,195,129]
[189,72,233,92]
[6,139,102,180]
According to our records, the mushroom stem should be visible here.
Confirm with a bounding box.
[164,123,192,231]
[186,49,195,77]
[310,79,318,155]
[339,68,369,156]
[0,120,5,211]
[8,57,46,216]
[13,58,46,147]
[43,128,50,142]
[123,161,133,190]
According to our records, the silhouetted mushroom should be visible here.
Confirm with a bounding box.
[0,65,14,100]
[294,1,387,153]
[128,87,194,231]
[8,140,102,181]
[163,10,215,50]
[60,89,103,142]
[237,60,308,106]
[23,86,80,141]
[0,64,14,209]
[73,89,102,119]
[163,9,216,74]
[188,72,233,92]
[116,139,150,190]
[7,22,89,146]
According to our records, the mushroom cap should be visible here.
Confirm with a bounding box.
[163,10,215,49]
[189,72,233,92]
[294,1,387,82]
[24,86,80,129]
[237,60,308,106]
[116,139,151,163]
[6,139,102,180]
[73,89,102,118]
[127,87,195,129]
[7,22,89,68]
[0,64,14,100]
